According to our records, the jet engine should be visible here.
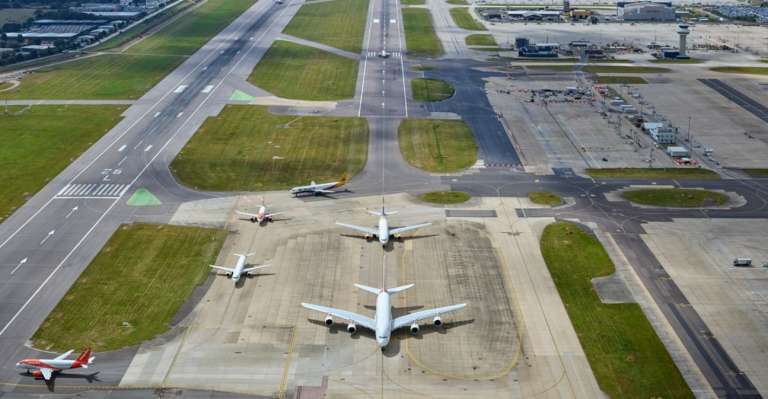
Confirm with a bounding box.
[325,315,334,326]
[347,323,357,334]
[395,234,403,241]
[32,371,43,378]
[433,315,443,326]
[364,234,373,242]
[225,272,232,277]
[410,323,420,335]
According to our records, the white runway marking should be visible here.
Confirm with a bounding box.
[9,258,27,275]
[202,85,214,93]
[154,112,161,117]
[118,145,127,152]
[145,144,153,152]
[374,18,379,23]
[390,19,396,23]
[173,85,187,93]
[40,230,54,245]
[177,112,184,118]
[117,156,128,166]
[133,140,143,149]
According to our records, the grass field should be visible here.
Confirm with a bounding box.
[469,47,506,51]
[410,66,436,71]
[126,0,258,55]
[4,54,182,100]
[529,191,561,205]
[419,191,470,204]
[649,58,704,64]
[449,7,486,30]
[249,41,358,101]
[0,8,35,24]
[171,106,368,191]
[743,169,768,177]
[32,223,227,352]
[465,34,496,46]
[0,105,124,222]
[92,1,191,52]
[526,65,669,73]
[282,0,368,53]
[402,8,443,57]
[398,119,477,172]
[0,82,12,91]
[510,58,578,63]
[446,0,469,4]
[586,168,720,179]
[711,67,768,76]
[622,188,728,207]
[411,78,455,102]
[401,0,426,4]
[541,222,695,399]
[595,76,648,84]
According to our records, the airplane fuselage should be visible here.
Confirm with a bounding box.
[374,291,392,347]
[16,359,79,372]
[256,205,267,223]
[231,255,247,283]
[290,182,336,196]
[378,216,389,245]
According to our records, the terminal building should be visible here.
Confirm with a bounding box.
[618,1,676,21]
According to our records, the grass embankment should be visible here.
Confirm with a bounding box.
[743,169,768,178]
[541,222,695,399]
[282,0,369,53]
[529,191,561,205]
[0,106,124,222]
[171,106,368,191]
[411,78,455,102]
[649,58,704,64]
[398,119,477,172]
[449,7,486,30]
[401,0,426,4]
[126,0,258,55]
[419,191,470,204]
[32,223,227,352]
[0,82,12,90]
[622,189,728,207]
[410,66,436,71]
[447,0,468,4]
[595,76,648,84]
[711,67,768,76]
[586,168,720,180]
[249,41,358,100]
[402,8,443,57]
[526,65,669,73]
[466,34,496,46]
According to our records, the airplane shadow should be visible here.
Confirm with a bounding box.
[407,319,475,340]
[232,272,275,289]
[26,372,102,391]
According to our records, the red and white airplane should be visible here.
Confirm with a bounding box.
[235,196,288,223]
[16,348,95,380]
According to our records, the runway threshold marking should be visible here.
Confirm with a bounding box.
[202,85,215,93]
[118,145,127,152]
[173,85,187,93]
[145,145,153,152]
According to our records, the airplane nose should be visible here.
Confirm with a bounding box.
[15,363,23,368]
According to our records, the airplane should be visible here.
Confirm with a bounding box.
[16,348,95,380]
[235,196,288,223]
[335,198,431,247]
[210,252,271,284]
[301,260,466,349]
[378,50,389,58]
[290,173,346,197]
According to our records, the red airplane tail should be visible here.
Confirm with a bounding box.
[75,348,91,363]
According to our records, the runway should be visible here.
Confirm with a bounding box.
[699,79,768,125]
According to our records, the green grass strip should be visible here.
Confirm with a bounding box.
[711,67,768,76]
[419,191,470,204]
[528,191,561,205]
[171,105,368,191]
[595,76,648,84]
[465,34,496,46]
[449,7,486,30]
[541,222,695,399]
[398,118,477,172]
[402,8,443,57]
[622,188,728,207]
[411,78,455,102]
[32,223,227,351]
[586,168,720,180]
[283,0,369,53]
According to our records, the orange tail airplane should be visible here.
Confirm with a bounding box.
[16,348,95,380]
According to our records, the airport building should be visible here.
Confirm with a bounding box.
[618,2,676,21]
[650,127,676,144]
[506,10,563,20]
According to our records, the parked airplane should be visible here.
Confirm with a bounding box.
[301,260,466,349]
[16,348,95,380]
[336,199,431,247]
[378,50,389,58]
[235,196,288,223]
[290,173,346,197]
[210,253,271,284]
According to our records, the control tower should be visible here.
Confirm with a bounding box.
[677,23,690,56]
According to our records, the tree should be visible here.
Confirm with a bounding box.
[1,33,7,42]
[16,33,23,43]
[34,9,43,20]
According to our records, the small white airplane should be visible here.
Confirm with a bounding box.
[301,261,466,349]
[210,252,271,284]
[336,199,431,247]
[290,173,346,197]
[378,50,389,58]
[16,348,95,380]
[235,196,288,223]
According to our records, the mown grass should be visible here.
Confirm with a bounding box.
[410,66,436,71]
[32,223,227,352]
[469,47,507,51]
[743,169,768,177]
[649,58,704,64]
[510,58,578,63]
[449,7,486,30]
[402,8,443,57]
[465,34,496,46]
[595,76,648,84]
[446,0,469,4]
[171,105,368,191]
[527,65,669,73]
[0,105,124,223]
[586,168,720,180]
[92,1,191,52]
[283,0,369,53]
[411,78,455,102]
[622,188,728,207]
[249,41,358,101]
[541,222,695,399]
[126,0,258,55]
[711,67,768,76]
[529,191,561,205]
[401,0,426,4]
[398,119,477,172]
[0,82,12,90]
[419,191,470,204]
[4,54,182,100]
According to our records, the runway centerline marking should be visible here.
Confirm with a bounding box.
[118,145,127,152]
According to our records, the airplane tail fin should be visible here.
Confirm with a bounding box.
[354,284,381,295]
[75,348,91,363]
[333,173,347,188]
[259,196,265,206]
[386,284,414,295]
[234,253,255,258]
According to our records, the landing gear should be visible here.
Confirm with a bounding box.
[381,347,385,352]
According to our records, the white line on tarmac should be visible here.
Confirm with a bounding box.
[118,145,127,152]
[177,112,183,117]
[133,140,143,149]
[145,145,153,152]
[154,112,161,117]
[173,85,187,93]
[202,85,214,93]
[357,0,376,117]
[117,156,128,166]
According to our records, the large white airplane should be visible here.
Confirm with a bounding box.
[301,263,466,349]
[210,253,271,284]
[290,173,346,197]
[16,348,95,380]
[235,196,288,223]
[336,199,431,247]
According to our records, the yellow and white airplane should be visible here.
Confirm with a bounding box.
[290,173,346,197]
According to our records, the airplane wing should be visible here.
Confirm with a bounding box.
[301,303,375,330]
[336,222,378,235]
[235,211,259,218]
[210,265,235,273]
[390,223,432,236]
[264,212,288,218]
[40,368,54,380]
[53,350,74,361]
[316,189,335,194]
[392,303,466,330]
[243,264,271,273]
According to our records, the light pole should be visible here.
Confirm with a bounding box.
[687,116,691,142]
